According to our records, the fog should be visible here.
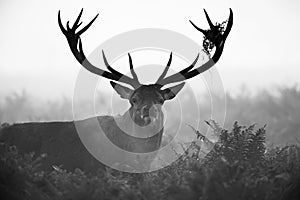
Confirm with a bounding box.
[1,85,299,146]
[1,1,300,147]
[1,0,300,99]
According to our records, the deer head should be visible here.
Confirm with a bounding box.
[58,8,233,147]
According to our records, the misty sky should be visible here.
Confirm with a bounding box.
[0,0,300,101]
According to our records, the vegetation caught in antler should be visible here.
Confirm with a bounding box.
[202,19,229,55]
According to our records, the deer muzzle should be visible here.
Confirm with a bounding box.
[141,105,160,125]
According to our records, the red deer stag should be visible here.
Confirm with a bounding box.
[0,8,232,172]
[57,8,232,152]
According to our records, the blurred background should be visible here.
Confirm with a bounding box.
[0,0,300,146]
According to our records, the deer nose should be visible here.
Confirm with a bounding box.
[141,105,150,117]
[141,105,159,118]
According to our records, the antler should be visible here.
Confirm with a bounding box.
[156,8,233,86]
[58,9,141,88]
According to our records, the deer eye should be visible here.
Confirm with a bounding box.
[131,97,137,104]
[158,98,164,104]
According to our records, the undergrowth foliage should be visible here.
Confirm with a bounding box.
[205,122,267,166]
[0,122,299,200]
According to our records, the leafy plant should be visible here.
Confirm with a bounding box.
[0,122,299,200]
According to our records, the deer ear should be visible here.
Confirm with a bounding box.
[162,82,185,100]
[110,81,133,99]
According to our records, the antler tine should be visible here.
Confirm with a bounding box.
[156,52,172,84]
[156,53,199,86]
[102,51,140,88]
[73,8,84,29]
[178,53,200,74]
[155,8,233,86]
[58,9,141,89]
[223,8,233,38]
[203,9,215,29]
[128,53,140,84]
[76,14,99,35]
[156,53,200,86]
[102,50,124,77]
[189,20,206,35]
[58,11,67,35]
